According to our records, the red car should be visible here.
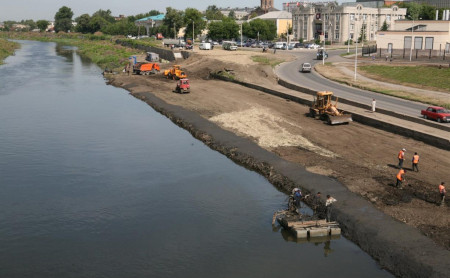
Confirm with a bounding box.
[421,106,450,123]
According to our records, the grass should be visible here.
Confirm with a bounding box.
[315,63,450,109]
[359,65,450,92]
[251,55,285,68]
[340,52,355,57]
[0,38,20,64]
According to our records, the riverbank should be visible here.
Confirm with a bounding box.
[106,49,449,277]
[0,38,20,64]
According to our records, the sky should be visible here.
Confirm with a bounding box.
[0,0,348,21]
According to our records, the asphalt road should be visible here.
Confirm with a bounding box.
[274,49,430,119]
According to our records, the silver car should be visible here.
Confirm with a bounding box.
[300,63,312,73]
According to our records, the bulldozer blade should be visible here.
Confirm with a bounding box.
[328,115,353,125]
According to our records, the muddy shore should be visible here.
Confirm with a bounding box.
[106,50,449,276]
[106,82,448,277]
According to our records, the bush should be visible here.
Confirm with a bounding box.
[344,40,353,45]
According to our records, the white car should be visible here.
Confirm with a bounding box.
[307,43,320,49]
[300,63,312,73]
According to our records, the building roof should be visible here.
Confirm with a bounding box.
[136,14,165,22]
[251,10,292,20]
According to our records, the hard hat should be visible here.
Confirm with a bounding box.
[402,148,406,151]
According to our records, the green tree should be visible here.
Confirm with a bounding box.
[207,18,239,40]
[92,9,115,23]
[183,8,206,40]
[228,10,236,20]
[102,18,138,35]
[75,14,92,33]
[205,5,223,20]
[243,19,276,41]
[36,20,49,32]
[381,20,389,31]
[90,15,110,33]
[54,6,73,32]
[163,7,184,38]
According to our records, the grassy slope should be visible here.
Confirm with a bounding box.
[0,38,20,64]
[359,65,450,92]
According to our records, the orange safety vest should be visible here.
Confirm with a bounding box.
[439,184,445,194]
[398,150,404,159]
[413,155,419,164]
[396,169,404,181]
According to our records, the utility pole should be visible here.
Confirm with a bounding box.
[192,21,194,47]
[354,41,358,81]
[240,23,243,47]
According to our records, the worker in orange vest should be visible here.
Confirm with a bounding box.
[396,168,406,189]
[398,148,406,169]
[412,152,419,172]
[439,182,446,206]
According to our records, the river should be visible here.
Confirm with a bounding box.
[0,40,392,278]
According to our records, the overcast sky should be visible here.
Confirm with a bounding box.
[0,0,349,21]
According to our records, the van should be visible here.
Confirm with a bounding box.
[145,52,159,62]
[222,41,238,51]
[199,42,211,50]
[274,42,285,49]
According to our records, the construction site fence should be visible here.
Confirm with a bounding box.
[363,46,450,61]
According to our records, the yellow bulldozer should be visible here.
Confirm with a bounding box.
[163,65,187,80]
[309,91,352,125]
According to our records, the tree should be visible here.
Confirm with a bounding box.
[90,16,110,33]
[163,7,184,38]
[205,5,223,20]
[75,14,92,33]
[183,8,206,40]
[21,19,36,30]
[381,20,389,31]
[228,10,236,20]
[92,9,115,24]
[243,19,277,41]
[102,18,138,36]
[54,6,73,32]
[36,20,49,32]
[207,18,239,40]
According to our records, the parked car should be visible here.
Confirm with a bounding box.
[420,106,450,123]
[300,63,312,73]
[294,43,304,48]
[307,43,320,49]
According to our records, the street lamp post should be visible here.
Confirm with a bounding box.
[409,18,414,62]
[354,40,358,81]
[240,23,243,47]
[347,13,351,53]
[192,21,194,48]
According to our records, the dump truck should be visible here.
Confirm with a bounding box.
[133,62,160,75]
[174,78,190,94]
[163,65,187,80]
[309,91,352,125]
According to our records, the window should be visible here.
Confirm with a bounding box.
[336,14,340,21]
[446,43,450,52]
[363,14,367,20]
[425,37,434,50]
[414,37,423,50]
[404,36,412,49]
[386,15,391,22]
[335,33,339,40]
[388,43,393,53]
[350,24,354,31]
[325,14,329,21]
[350,14,355,21]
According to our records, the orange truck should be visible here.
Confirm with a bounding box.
[163,65,187,80]
[133,62,160,75]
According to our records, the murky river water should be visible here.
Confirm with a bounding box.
[0,40,392,278]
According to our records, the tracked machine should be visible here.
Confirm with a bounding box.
[309,91,352,125]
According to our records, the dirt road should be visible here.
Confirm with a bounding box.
[109,48,449,250]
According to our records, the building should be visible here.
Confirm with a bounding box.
[250,10,292,36]
[135,14,165,36]
[377,20,450,53]
[282,2,304,13]
[292,2,407,43]
[220,9,250,20]
[261,0,275,13]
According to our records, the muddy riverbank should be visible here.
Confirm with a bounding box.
[106,50,449,277]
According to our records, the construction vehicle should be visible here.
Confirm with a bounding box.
[174,78,190,94]
[164,65,187,80]
[309,91,352,125]
[133,62,160,75]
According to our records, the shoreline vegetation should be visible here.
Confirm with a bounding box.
[0,38,20,64]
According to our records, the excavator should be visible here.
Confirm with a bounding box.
[164,65,187,80]
[309,91,352,125]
